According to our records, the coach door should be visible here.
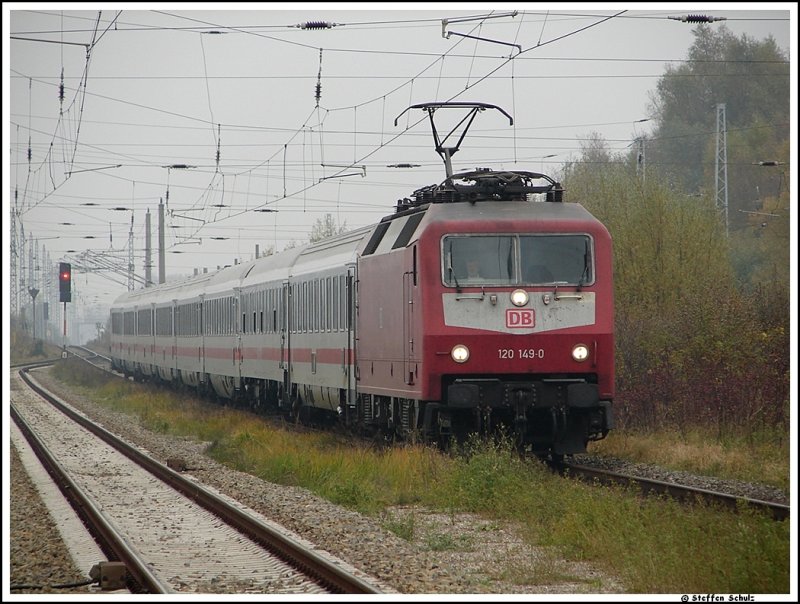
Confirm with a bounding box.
[171,299,178,380]
[402,246,417,385]
[280,281,291,405]
[234,289,243,383]
[345,266,357,406]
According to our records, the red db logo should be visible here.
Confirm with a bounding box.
[506,309,535,328]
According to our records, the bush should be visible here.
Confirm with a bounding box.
[563,166,789,439]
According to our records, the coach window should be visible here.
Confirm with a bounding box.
[209,300,214,335]
[297,283,302,333]
[322,278,327,331]
[312,280,318,332]
[316,279,322,332]
[331,277,338,331]
[341,276,348,330]
[124,311,135,335]
[273,288,278,333]
[292,284,298,333]
[299,282,305,333]
[305,281,310,333]
[267,289,272,333]
[311,280,317,332]
[312,280,317,332]
[306,281,312,333]
[271,289,277,333]
[274,288,279,333]
[304,281,315,333]
[260,290,265,333]
[326,277,333,331]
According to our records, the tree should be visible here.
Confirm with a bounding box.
[562,154,789,434]
[645,25,789,231]
[309,214,348,242]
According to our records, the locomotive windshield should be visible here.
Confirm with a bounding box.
[443,234,593,287]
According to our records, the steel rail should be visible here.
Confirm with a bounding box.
[562,462,789,521]
[19,367,383,594]
[11,387,171,594]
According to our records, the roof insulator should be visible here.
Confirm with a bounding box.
[298,21,337,30]
[669,14,727,23]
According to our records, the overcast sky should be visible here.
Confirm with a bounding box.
[4,3,795,319]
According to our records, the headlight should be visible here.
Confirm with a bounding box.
[451,344,470,363]
[510,289,529,307]
[572,344,589,362]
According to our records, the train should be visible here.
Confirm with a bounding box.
[109,104,614,457]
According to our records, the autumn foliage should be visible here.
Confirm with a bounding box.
[563,165,789,438]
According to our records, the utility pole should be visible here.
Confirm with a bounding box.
[19,223,26,325]
[145,209,152,287]
[636,138,646,185]
[41,243,47,341]
[158,199,165,284]
[28,287,39,340]
[127,212,135,291]
[29,238,35,297]
[715,103,729,235]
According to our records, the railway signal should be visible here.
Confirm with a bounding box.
[59,262,72,303]
[58,262,72,356]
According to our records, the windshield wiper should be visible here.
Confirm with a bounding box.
[447,250,462,292]
[578,239,590,290]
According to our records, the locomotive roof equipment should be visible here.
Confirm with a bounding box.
[394,102,564,212]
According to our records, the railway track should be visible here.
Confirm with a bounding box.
[12,365,384,595]
[559,461,789,521]
[52,350,792,523]
[66,345,116,373]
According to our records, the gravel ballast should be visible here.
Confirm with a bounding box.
[11,366,787,595]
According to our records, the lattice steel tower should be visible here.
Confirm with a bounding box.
[10,199,18,316]
[715,103,729,234]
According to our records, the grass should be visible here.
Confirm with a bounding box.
[499,555,587,588]
[592,428,790,491]
[381,510,416,541]
[50,357,791,594]
[9,329,62,365]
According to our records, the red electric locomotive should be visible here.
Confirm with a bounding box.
[355,168,614,455]
[109,103,613,457]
